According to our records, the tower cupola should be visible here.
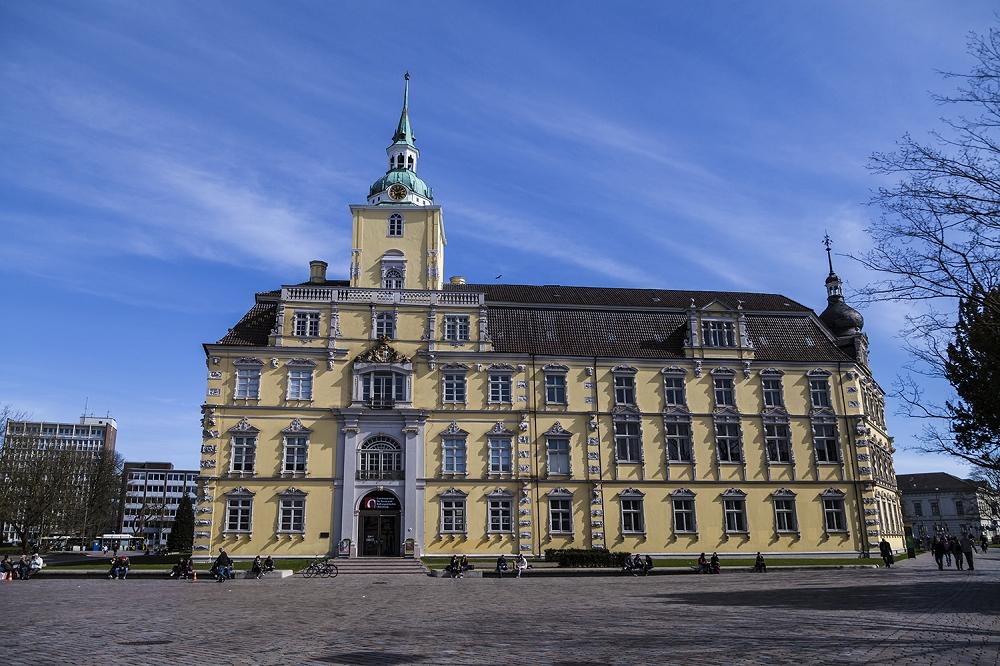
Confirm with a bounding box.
[368,72,434,206]
[819,235,864,336]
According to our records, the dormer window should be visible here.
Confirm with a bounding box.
[388,213,403,237]
[293,311,320,337]
[702,320,736,347]
[443,315,470,341]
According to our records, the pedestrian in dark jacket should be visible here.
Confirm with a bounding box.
[932,537,945,570]
[251,555,264,580]
[952,538,964,570]
[960,535,975,571]
[213,548,233,582]
[753,552,766,573]
[879,539,894,568]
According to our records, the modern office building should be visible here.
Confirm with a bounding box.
[898,472,1000,543]
[194,76,903,560]
[1,415,117,544]
[120,462,199,547]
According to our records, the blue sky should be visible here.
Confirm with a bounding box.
[1,1,994,473]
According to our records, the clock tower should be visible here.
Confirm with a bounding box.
[350,73,445,290]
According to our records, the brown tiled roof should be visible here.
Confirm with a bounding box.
[215,282,849,362]
[218,302,277,345]
[447,282,810,312]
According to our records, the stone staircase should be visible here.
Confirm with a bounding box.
[328,557,429,575]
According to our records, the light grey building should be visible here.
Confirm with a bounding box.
[121,462,199,547]
[898,472,1000,543]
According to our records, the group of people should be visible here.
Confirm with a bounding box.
[493,553,529,578]
[209,548,274,582]
[623,553,655,576]
[0,553,44,580]
[106,555,130,580]
[169,557,196,580]
[931,534,978,571]
[697,552,722,574]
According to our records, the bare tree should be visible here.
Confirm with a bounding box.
[854,25,1000,471]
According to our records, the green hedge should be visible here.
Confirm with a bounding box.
[544,548,630,568]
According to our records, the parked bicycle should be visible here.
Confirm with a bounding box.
[300,558,339,579]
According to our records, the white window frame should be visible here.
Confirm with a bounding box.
[230,435,257,474]
[225,494,253,533]
[761,376,784,408]
[665,417,693,463]
[546,437,571,476]
[443,315,470,341]
[442,371,467,403]
[812,420,840,463]
[773,492,798,534]
[714,418,743,463]
[548,495,573,534]
[487,437,512,475]
[702,319,736,347]
[287,368,313,401]
[374,311,396,339]
[487,495,513,533]
[442,437,467,475]
[387,213,403,237]
[663,374,687,407]
[764,420,792,463]
[293,311,320,338]
[234,367,261,400]
[545,372,567,405]
[671,494,697,534]
[382,268,404,290]
[277,495,305,533]
[713,376,736,407]
[614,374,636,406]
[282,435,308,474]
[823,496,848,533]
[613,419,642,463]
[723,495,748,534]
[487,372,512,403]
[440,493,467,533]
[620,493,645,534]
[809,377,832,409]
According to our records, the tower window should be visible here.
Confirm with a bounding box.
[388,214,403,237]
[383,269,404,290]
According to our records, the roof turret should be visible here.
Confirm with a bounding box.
[818,235,864,336]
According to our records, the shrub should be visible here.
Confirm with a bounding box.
[544,548,630,568]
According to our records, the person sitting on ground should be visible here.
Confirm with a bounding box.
[516,553,528,578]
[631,553,645,576]
[753,552,766,573]
[644,554,654,575]
[213,548,233,583]
[0,555,12,582]
[697,552,709,574]
[447,555,460,578]
[496,554,509,577]
[115,555,129,580]
[170,560,182,579]
[263,555,274,573]
[26,552,44,580]
[709,552,721,574]
[251,555,264,580]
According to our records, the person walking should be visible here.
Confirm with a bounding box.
[952,538,964,570]
[879,538,894,568]
[981,535,989,554]
[943,537,953,567]
[960,534,975,571]
[213,548,232,582]
[932,537,945,570]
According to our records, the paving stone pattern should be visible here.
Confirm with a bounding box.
[1,551,998,665]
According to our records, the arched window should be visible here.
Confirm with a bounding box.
[383,268,404,290]
[407,155,414,169]
[388,213,403,237]
[357,435,403,480]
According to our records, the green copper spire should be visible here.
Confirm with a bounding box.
[392,71,414,145]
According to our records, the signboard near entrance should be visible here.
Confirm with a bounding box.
[361,490,400,511]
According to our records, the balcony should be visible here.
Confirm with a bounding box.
[366,398,396,410]
[356,469,405,481]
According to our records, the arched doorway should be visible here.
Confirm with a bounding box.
[358,489,401,557]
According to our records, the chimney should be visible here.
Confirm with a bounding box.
[309,260,328,284]
[449,275,467,285]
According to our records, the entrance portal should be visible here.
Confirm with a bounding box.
[358,490,401,557]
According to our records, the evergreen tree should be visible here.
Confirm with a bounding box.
[168,493,195,553]
[943,288,1000,472]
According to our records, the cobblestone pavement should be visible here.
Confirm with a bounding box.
[1,551,998,666]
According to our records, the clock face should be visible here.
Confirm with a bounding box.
[388,184,408,201]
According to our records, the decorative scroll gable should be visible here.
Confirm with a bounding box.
[354,337,411,364]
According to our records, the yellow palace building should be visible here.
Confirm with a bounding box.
[195,76,904,561]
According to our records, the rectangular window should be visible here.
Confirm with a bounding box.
[278,497,305,532]
[614,375,636,405]
[283,436,308,473]
[374,312,396,339]
[813,422,840,462]
[488,498,513,532]
[702,320,736,347]
[441,498,466,533]
[713,377,735,407]
[488,373,512,403]
[913,501,924,517]
[614,420,642,463]
[672,498,696,533]
[724,498,748,533]
[443,373,467,403]
[287,369,313,400]
[715,420,742,462]
[549,498,573,533]
[764,422,792,463]
[488,437,512,474]
[442,438,467,474]
[810,378,832,409]
[443,315,470,341]
[930,500,940,516]
[226,497,252,532]
[665,420,693,462]
[545,373,567,404]
[762,378,784,408]
[363,371,406,405]
[388,214,403,237]
[546,438,570,475]
[663,376,686,406]
[823,498,847,531]
[621,498,645,533]
[235,368,260,399]
[294,312,320,337]
[955,500,965,515]
[774,498,797,532]
[231,436,256,473]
